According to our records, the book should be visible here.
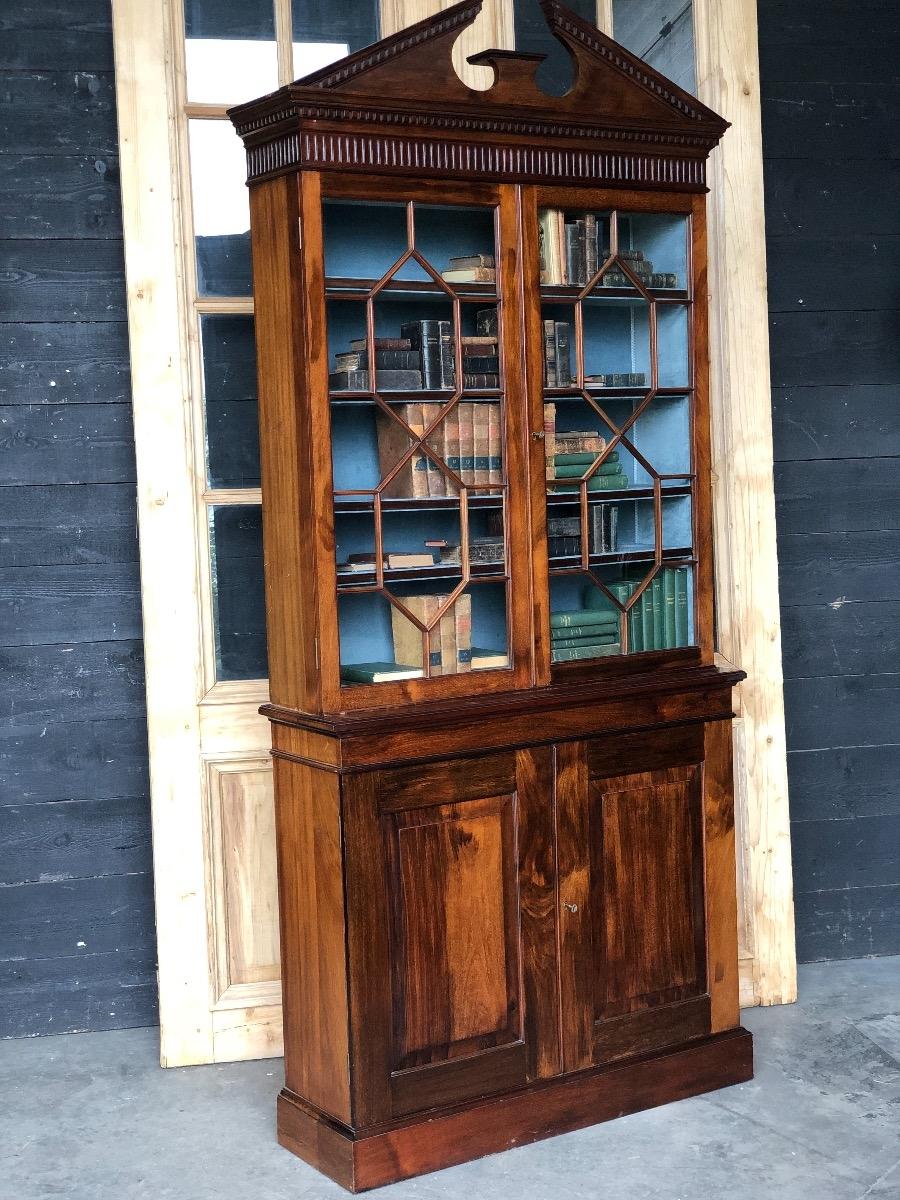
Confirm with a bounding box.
[475,308,498,336]
[554,431,606,455]
[663,569,677,649]
[639,582,653,652]
[463,354,499,373]
[549,622,618,642]
[555,322,572,386]
[553,461,623,479]
[330,368,422,391]
[550,608,620,630]
[675,567,690,646]
[348,337,412,351]
[487,402,502,487]
[543,319,557,387]
[439,601,457,676]
[471,646,508,670]
[375,403,428,498]
[548,535,581,558]
[548,515,581,537]
[391,595,439,670]
[556,210,567,284]
[420,402,445,498]
[584,211,598,281]
[584,372,646,388]
[463,373,499,389]
[442,267,496,283]
[342,551,434,571]
[553,451,609,466]
[651,575,664,651]
[551,632,618,650]
[550,473,629,492]
[438,538,503,565]
[340,661,423,684]
[552,642,621,662]
[538,208,563,285]
[401,320,454,389]
[458,401,475,484]
[461,335,498,348]
[334,349,420,371]
[544,401,556,479]
[443,403,461,485]
[564,219,586,285]
[473,403,491,485]
[455,593,472,671]
[449,254,494,269]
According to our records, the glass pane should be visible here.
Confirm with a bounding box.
[539,204,695,662]
[612,1,697,95]
[201,314,260,489]
[184,0,277,104]
[325,197,511,686]
[189,120,252,296]
[292,0,379,77]
[209,505,267,680]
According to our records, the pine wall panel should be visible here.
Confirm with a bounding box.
[760,0,900,960]
[0,1,157,1038]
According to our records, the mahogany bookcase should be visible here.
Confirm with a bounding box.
[230,1,751,1189]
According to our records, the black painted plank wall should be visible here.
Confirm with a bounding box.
[0,2,158,1036]
[759,0,900,960]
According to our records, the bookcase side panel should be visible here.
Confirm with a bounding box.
[249,174,323,713]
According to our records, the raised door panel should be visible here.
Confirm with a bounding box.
[557,727,711,1072]
[343,747,560,1124]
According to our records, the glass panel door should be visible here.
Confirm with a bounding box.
[536,203,696,664]
[322,194,521,690]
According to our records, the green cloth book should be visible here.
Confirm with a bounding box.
[552,642,621,662]
[553,460,623,478]
[651,576,664,650]
[551,473,629,492]
[551,632,618,649]
[340,662,423,684]
[550,608,619,630]
[663,569,677,649]
[640,584,653,651]
[550,622,618,641]
[554,450,619,466]
[675,567,690,646]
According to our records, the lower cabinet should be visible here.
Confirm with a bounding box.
[342,720,728,1125]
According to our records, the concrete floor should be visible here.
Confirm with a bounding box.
[1,958,898,1200]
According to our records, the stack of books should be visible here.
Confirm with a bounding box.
[441,253,495,284]
[432,536,504,567]
[546,506,617,557]
[550,608,621,662]
[329,337,421,391]
[548,449,629,493]
[337,550,433,575]
[585,568,691,652]
[538,208,679,289]
[543,320,571,386]
[584,372,646,388]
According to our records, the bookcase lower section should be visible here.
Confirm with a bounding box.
[276,1028,754,1191]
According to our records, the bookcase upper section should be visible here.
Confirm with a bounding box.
[228,0,728,193]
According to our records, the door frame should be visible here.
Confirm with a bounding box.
[111,0,795,1067]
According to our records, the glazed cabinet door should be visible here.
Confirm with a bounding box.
[343,747,560,1124]
[556,725,713,1071]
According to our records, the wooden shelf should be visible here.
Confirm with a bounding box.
[326,276,498,300]
[333,486,691,514]
[337,562,507,588]
[546,484,693,504]
[548,545,694,571]
[541,285,690,302]
[330,389,503,403]
[546,386,691,399]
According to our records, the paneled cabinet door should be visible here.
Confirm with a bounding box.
[556,726,712,1071]
[343,748,560,1124]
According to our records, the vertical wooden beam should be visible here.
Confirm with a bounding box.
[594,0,614,36]
[111,0,215,1064]
[693,0,797,1006]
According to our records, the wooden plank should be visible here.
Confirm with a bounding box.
[0,322,131,406]
[762,83,899,161]
[0,718,149,805]
[756,2,900,44]
[0,239,127,322]
[784,674,900,752]
[771,311,900,387]
[766,237,900,313]
[272,757,350,1122]
[791,814,900,893]
[0,405,135,486]
[787,744,900,821]
[379,0,514,88]
[0,796,151,886]
[0,154,122,239]
[781,601,900,680]
[694,0,796,1007]
[765,160,900,238]
[0,948,157,1039]
[0,485,139,568]
[772,385,900,461]
[775,459,900,535]
[0,69,118,156]
[778,530,900,606]
[0,871,156,959]
[704,721,740,1032]
[1,640,145,726]
[555,740,592,1073]
[759,40,900,86]
[794,883,900,962]
[111,0,214,1068]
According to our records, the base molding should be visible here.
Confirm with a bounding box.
[277,1028,753,1191]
